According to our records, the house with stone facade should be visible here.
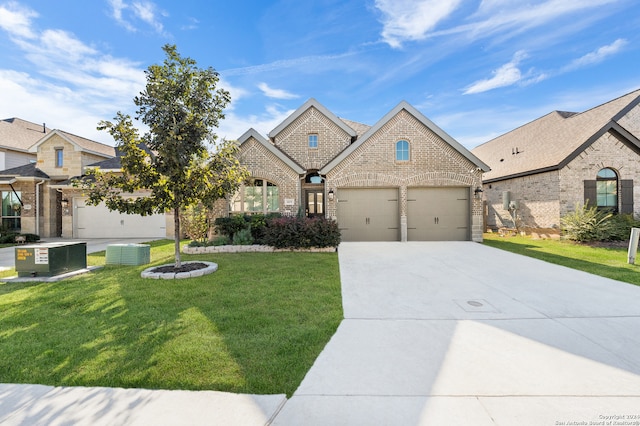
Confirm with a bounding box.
[0,122,171,239]
[472,88,640,232]
[224,98,489,242]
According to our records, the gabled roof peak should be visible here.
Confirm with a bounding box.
[268,98,357,139]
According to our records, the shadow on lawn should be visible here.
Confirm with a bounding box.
[0,246,342,397]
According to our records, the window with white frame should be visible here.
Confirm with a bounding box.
[308,134,318,149]
[230,179,279,214]
[396,140,409,161]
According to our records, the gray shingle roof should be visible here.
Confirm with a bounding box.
[472,89,640,182]
[339,118,371,137]
[0,162,49,179]
[29,129,115,158]
[0,118,51,152]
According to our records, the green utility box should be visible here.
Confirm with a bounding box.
[15,242,87,277]
[105,244,151,266]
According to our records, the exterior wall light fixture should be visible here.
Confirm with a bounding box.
[474,187,483,199]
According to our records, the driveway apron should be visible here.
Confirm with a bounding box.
[273,242,640,426]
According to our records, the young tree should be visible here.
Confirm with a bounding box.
[79,44,248,267]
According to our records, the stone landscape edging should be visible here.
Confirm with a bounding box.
[182,245,337,254]
[141,261,218,279]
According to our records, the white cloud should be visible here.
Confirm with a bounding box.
[108,0,166,34]
[131,1,165,34]
[222,52,356,76]
[217,105,295,142]
[464,51,527,94]
[0,1,37,39]
[374,0,462,48]
[0,3,149,144]
[257,83,299,100]
[430,0,619,43]
[563,38,628,71]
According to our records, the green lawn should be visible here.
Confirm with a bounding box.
[483,233,640,286]
[0,240,343,396]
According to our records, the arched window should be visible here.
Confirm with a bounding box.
[596,168,618,211]
[230,179,279,213]
[396,140,409,161]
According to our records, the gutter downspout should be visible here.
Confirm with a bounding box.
[35,180,45,236]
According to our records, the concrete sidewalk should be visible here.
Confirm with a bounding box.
[273,242,640,425]
[2,241,640,425]
[0,384,286,425]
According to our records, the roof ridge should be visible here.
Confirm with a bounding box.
[473,110,562,149]
[56,129,113,149]
[568,88,640,119]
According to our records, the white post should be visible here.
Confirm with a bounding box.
[628,228,640,264]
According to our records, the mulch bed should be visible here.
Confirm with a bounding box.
[150,262,209,274]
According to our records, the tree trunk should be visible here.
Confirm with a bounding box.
[174,204,181,268]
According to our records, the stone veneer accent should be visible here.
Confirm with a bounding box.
[183,245,337,254]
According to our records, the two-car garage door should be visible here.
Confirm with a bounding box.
[73,198,167,239]
[337,187,469,241]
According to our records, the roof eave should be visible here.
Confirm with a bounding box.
[239,128,305,174]
[483,165,561,184]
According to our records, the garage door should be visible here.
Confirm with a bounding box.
[74,198,166,239]
[337,188,399,241]
[407,187,469,241]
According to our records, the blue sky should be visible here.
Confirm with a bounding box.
[0,0,639,149]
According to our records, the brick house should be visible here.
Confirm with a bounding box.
[472,89,640,232]
[0,123,170,239]
[225,98,489,242]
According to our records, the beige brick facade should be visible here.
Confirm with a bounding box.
[232,100,488,242]
[237,137,303,216]
[272,107,353,170]
[480,100,640,231]
[325,110,484,241]
[483,171,561,229]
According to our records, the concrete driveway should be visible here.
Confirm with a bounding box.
[274,242,640,425]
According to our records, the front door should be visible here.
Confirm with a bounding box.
[306,190,324,217]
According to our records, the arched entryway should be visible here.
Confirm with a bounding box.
[303,171,325,218]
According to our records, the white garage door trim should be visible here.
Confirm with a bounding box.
[73,197,166,239]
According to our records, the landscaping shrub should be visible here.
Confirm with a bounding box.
[0,233,39,244]
[214,215,248,240]
[263,216,340,249]
[181,204,209,242]
[211,235,230,246]
[232,227,254,245]
[561,203,613,242]
[607,214,640,241]
[214,213,280,244]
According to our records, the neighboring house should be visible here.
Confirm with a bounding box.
[472,88,640,231]
[223,98,489,242]
[0,124,170,239]
[0,118,50,170]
